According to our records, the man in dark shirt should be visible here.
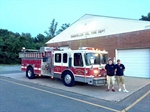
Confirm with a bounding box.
[105,59,115,92]
[115,59,129,92]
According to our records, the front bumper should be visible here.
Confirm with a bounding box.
[87,77,107,86]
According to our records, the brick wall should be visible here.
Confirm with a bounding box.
[47,29,150,58]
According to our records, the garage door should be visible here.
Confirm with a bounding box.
[116,49,150,78]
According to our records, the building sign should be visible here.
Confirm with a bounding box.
[71,29,105,38]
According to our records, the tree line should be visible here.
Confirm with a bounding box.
[0,19,70,64]
[0,13,149,64]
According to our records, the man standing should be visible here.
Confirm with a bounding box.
[115,59,129,92]
[105,59,115,92]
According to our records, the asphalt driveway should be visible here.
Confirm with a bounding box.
[0,65,150,102]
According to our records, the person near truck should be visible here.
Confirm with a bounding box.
[105,59,115,92]
[115,59,129,92]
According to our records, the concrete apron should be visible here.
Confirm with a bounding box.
[0,72,150,102]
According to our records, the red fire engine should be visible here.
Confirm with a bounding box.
[19,47,108,87]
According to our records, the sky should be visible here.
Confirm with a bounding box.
[0,0,150,37]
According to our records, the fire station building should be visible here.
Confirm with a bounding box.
[46,14,150,78]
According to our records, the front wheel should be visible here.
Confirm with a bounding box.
[26,67,35,79]
[62,72,75,87]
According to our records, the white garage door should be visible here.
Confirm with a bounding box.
[116,49,150,78]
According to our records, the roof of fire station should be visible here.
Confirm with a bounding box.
[46,14,150,44]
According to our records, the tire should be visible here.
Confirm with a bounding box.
[26,67,35,79]
[62,71,75,87]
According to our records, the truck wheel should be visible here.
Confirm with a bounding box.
[62,72,75,87]
[26,67,35,79]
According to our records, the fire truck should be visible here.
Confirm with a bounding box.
[19,47,108,87]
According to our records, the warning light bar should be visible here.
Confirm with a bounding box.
[78,47,101,51]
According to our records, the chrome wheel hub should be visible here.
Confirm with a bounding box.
[28,70,32,77]
[64,74,71,84]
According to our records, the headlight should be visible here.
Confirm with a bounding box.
[93,70,99,76]
[94,70,99,74]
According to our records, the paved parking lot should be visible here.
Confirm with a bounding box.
[0,65,21,74]
[0,65,149,102]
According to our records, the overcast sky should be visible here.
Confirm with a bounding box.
[0,0,150,37]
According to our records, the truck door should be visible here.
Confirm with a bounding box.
[54,52,62,77]
[73,53,85,82]
[62,53,68,70]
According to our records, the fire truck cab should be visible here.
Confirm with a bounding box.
[19,47,108,87]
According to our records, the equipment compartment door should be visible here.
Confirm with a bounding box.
[41,51,53,75]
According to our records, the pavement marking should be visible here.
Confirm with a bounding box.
[121,90,150,112]
[0,78,120,112]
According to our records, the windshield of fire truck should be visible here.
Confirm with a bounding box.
[84,53,107,65]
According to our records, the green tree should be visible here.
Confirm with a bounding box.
[0,29,20,64]
[0,19,70,64]
[20,33,37,49]
[140,12,150,21]
[44,19,58,39]
[56,23,70,35]
[0,29,41,64]
[35,33,45,43]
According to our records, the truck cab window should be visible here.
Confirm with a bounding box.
[74,53,83,66]
[55,53,61,63]
[63,53,67,63]
[101,54,108,64]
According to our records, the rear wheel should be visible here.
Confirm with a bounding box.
[26,67,35,79]
[62,72,75,87]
